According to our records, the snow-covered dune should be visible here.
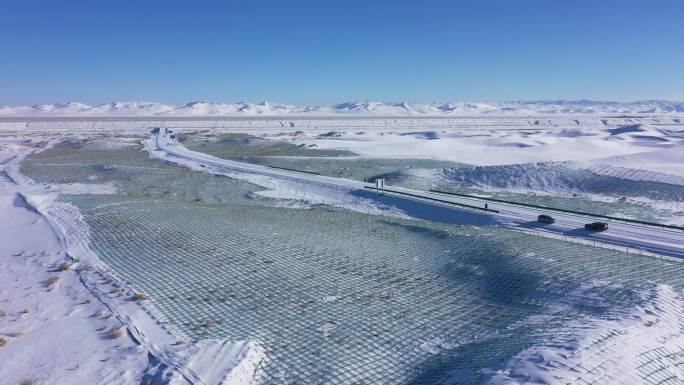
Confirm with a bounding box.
[1,100,683,117]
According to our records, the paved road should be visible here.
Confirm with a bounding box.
[154,133,684,260]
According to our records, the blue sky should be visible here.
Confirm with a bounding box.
[1,0,683,105]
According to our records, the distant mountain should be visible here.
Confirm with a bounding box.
[1,100,682,117]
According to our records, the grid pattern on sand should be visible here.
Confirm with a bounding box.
[20,138,684,384]
[19,138,265,205]
[62,193,684,384]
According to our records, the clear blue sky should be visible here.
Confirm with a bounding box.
[1,0,683,105]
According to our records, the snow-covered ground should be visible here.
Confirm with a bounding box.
[265,123,684,224]
[149,131,684,384]
[0,137,263,385]
[490,282,684,384]
[283,123,682,166]
[0,194,151,385]
[153,132,684,256]
[2,109,683,384]
[0,140,148,384]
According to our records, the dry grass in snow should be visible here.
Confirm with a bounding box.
[46,276,59,288]
[111,327,126,339]
[57,262,73,271]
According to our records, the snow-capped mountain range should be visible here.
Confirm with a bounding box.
[1,100,683,117]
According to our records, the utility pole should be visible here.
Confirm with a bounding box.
[375,178,385,196]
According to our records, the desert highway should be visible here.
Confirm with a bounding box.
[154,132,684,260]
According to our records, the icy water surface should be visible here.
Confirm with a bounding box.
[20,138,684,384]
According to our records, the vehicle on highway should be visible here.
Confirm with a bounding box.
[584,222,608,232]
[537,214,555,224]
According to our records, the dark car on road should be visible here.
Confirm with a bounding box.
[585,222,608,232]
[537,214,555,224]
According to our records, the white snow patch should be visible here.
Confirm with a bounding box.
[489,283,684,385]
[289,128,668,166]
[0,192,149,385]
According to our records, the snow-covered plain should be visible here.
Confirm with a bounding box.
[152,128,684,383]
[283,123,682,166]
[1,105,684,385]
